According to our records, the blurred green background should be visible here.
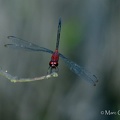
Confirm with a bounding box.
[0,0,120,120]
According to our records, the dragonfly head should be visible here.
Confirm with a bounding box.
[49,61,58,68]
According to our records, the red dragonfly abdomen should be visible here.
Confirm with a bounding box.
[49,50,59,68]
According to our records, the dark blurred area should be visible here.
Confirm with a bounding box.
[0,0,120,120]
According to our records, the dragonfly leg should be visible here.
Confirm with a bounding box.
[47,66,59,75]
[47,66,51,74]
[55,67,59,72]
[51,67,59,73]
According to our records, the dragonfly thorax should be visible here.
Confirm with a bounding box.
[51,50,59,61]
[49,50,59,68]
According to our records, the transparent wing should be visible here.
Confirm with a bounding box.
[5,36,54,54]
[59,53,98,86]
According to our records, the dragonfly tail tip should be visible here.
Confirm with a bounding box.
[59,18,61,23]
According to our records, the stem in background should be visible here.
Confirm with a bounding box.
[0,68,58,83]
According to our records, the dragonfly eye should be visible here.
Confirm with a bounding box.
[53,61,58,66]
[49,61,58,68]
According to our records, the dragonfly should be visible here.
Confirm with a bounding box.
[4,18,98,86]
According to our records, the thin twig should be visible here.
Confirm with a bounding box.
[0,68,58,83]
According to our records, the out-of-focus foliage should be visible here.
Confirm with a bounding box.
[62,20,82,51]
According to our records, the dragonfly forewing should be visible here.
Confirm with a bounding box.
[59,53,98,86]
[5,36,54,54]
